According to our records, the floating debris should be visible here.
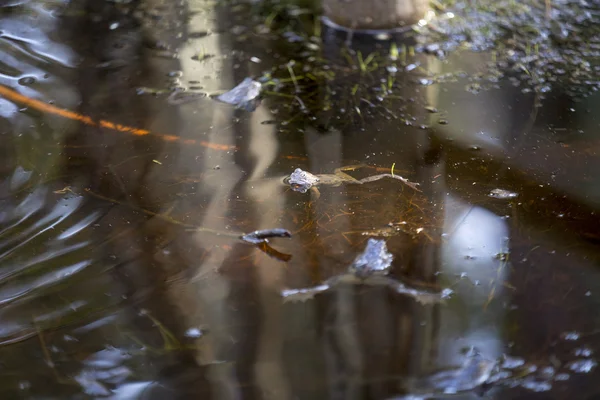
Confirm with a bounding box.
[184,328,203,338]
[501,355,525,369]
[489,188,519,199]
[136,86,169,96]
[521,378,552,392]
[215,78,262,111]
[241,228,292,244]
[404,349,496,398]
[441,288,454,299]
[574,347,593,357]
[361,222,409,237]
[562,331,581,341]
[555,373,570,381]
[391,344,595,399]
[567,359,597,373]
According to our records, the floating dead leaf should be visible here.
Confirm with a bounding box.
[215,78,262,111]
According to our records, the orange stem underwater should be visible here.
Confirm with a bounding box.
[0,85,236,152]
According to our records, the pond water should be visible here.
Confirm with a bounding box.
[1,0,600,399]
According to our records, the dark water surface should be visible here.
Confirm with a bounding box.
[1,0,600,399]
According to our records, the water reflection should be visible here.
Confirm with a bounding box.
[1,0,600,399]
[439,197,509,373]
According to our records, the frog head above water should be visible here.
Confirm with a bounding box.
[286,168,320,193]
[348,238,393,279]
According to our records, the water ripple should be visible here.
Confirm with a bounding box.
[0,7,78,69]
[0,179,110,345]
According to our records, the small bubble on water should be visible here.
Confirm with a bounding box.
[185,328,203,338]
[375,32,391,40]
[405,63,419,72]
[18,76,36,86]
[167,70,183,78]
[386,65,398,74]
[109,22,119,30]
